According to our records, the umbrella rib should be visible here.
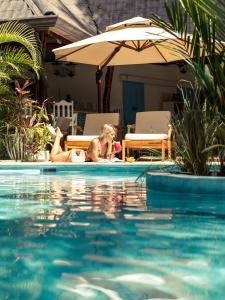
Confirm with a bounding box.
[109,41,135,50]
[141,40,151,50]
[55,44,91,61]
[110,40,170,53]
[129,40,140,50]
[110,41,145,52]
[136,40,140,50]
[153,44,169,63]
[110,41,146,51]
[101,41,126,68]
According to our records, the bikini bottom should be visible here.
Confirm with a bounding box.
[71,149,86,163]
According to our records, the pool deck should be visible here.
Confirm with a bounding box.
[0,160,175,166]
[0,160,176,174]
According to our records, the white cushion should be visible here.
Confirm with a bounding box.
[67,135,98,141]
[125,133,168,140]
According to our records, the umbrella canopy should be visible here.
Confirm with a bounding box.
[53,17,188,67]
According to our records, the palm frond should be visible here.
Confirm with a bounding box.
[193,0,225,41]
[0,70,11,81]
[0,21,42,77]
[0,46,38,79]
[151,0,225,112]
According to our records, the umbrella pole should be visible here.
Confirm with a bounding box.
[103,66,114,113]
[96,67,103,112]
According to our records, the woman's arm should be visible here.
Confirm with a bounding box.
[87,139,105,162]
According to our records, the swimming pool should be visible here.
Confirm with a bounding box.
[0,164,224,299]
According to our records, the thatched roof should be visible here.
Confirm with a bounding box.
[0,0,94,41]
[77,0,170,33]
[0,0,173,41]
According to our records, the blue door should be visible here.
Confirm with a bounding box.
[123,81,144,130]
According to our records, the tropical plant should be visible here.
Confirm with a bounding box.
[21,104,52,161]
[0,80,34,139]
[0,21,42,159]
[151,0,225,114]
[5,126,24,161]
[5,105,52,162]
[173,81,218,175]
[0,79,31,158]
[3,81,51,161]
[203,114,225,175]
[151,0,225,175]
[0,21,42,98]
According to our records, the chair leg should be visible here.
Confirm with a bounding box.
[161,141,165,161]
[64,141,68,151]
[168,139,172,160]
[122,140,126,161]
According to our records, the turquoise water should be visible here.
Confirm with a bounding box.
[0,166,224,299]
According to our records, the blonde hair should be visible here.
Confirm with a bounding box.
[98,124,116,157]
[99,124,115,139]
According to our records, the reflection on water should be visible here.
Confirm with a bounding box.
[0,173,224,299]
[49,176,147,219]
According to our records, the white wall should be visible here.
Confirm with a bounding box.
[45,62,192,113]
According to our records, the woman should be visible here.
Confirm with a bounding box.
[50,124,120,162]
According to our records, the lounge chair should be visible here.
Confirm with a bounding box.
[64,112,120,151]
[53,99,76,134]
[55,117,71,136]
[122,111,172,161]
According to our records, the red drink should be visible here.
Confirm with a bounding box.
[114,142,121,153]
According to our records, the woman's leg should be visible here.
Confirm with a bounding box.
[50,128,72,162]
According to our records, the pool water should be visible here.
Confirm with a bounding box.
[0,168,224,299]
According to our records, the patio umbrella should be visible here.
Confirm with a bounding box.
[53,17,189,111]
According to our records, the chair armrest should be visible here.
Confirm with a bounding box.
[127,124,135,133]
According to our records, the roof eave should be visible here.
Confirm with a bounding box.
[0,15,58,31]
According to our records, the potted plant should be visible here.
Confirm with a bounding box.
[3,80,52,161]
[22,104,52,162]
